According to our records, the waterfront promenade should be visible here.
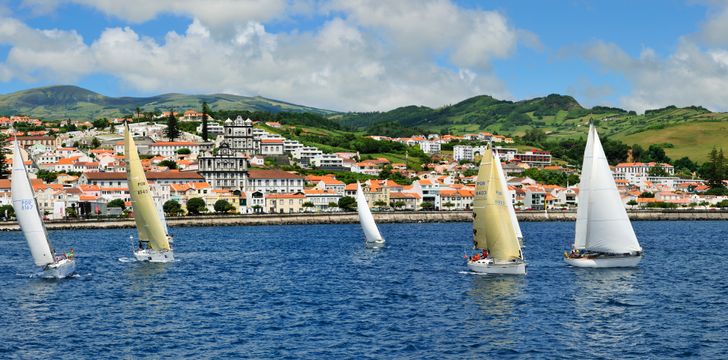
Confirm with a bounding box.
[1,210,727,231]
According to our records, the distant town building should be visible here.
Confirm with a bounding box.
[198,143,249,191]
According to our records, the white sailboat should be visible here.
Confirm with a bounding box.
[356,181,385,247]
[11,139,76,278]
[124,123,174,262]
[564,124,642,267]
[468,145,526,275]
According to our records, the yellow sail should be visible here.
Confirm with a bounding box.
[472,145,522,260]
[124,124,170,250]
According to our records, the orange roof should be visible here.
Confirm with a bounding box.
[100,187,128,192]
[304,189,337,195]
[418,179,433,186]
[319,177,344,185]
[0,179,11,189]
[261,139,283,144]
[80,195,98,201]
[79,184,101,192]
[390,192,421,199]
[345,183,358,191]
[637,197,658,203]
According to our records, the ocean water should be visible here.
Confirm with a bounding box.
[0,221,727,359]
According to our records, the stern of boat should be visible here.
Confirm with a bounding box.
[467,258,526,275]
[564,254,642,268]
[42,258,76,279]
[134,249,175,263]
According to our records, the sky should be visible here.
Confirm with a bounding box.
[0,0,727,113]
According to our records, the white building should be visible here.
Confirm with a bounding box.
[310,154,344,168]
[149,141,201,157]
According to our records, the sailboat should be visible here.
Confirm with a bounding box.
[468,145,526,275]
[11,138,76,278]
[564,124,642,267]
[124,123,174,262]
[356,181,385,247]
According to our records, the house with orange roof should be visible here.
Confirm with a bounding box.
[389,192,421,210]
[524,185,546,210]
[315,177,345,195]
[265,192,305,213]
[410,178,440,204]
[437,189,474,210]
[303,189,342,212]
[260,138,284,155]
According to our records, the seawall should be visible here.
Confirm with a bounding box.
[1,210,727,231]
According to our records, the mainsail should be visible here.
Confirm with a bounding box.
[124,124,170,251]
[494,149,523,242]
[472,145,522,260]
[576,124,641,253]
[11,139,55,266]
[356,182,384,243]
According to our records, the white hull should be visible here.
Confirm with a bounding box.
[467,258,526,275]
[42,258,76,279]
[365,238,385,248]
[134,249,175,263]
[564,254,642,268]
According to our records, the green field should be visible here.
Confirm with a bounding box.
[614,121,728,163]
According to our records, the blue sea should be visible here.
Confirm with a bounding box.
[1,221,727,359]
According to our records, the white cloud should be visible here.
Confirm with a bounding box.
[327,0,519,69]
[583,39,728,113]
[1,1,531,111]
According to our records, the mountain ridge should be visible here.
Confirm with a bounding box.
[0,85,335,119]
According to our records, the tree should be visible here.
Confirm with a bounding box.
[327,201,339,211]
[214,199,233,214]
[201,101,210,142]
[522,128,546,146]
[373,200,388,208]
[66,206,78,218]
[702,147,726,190]
[135,106,142,120]
[639,192,655,198]
[165,109,180,141]
[338,196,356,211]
[92,118,109,130]
[107,199,126,209]
[393,201,406,209]
[442,201,455,210]
[91,137,101,148]
[163,200,183,216]
[36,170,58,183]
[626,199,638,207]
[158,160,177,169]
[303,201,315,211]
[186,197,207,215]
[176,148,191,155]
[0,204,15,220]
[648,165,668,177]
[421,201,435,211]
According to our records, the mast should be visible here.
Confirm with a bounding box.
[356,182,383,242]
[473,145,522,260]
[11,139,55,266]
[124,123,170,250]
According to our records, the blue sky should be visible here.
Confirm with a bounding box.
[0,0,727,112]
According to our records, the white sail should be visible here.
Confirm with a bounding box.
[573,125,595,250]
[494,149,523,241]
[11,139,55,266]
[356,182,384,243]
[580,124,641,253]
[155,197,169,235]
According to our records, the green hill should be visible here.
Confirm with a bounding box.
[0,85,335,120]
[340,94,728,163]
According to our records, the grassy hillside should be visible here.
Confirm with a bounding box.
[341,94,728,163]
[0,85,334,120]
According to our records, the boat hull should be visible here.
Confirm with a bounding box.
[134,249,175,263]
[42,258,76,279]
[467,258,526,275]
[365,239,385,248]
[564,254,642,268]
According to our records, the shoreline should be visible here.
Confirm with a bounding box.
[1,210,727,231]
